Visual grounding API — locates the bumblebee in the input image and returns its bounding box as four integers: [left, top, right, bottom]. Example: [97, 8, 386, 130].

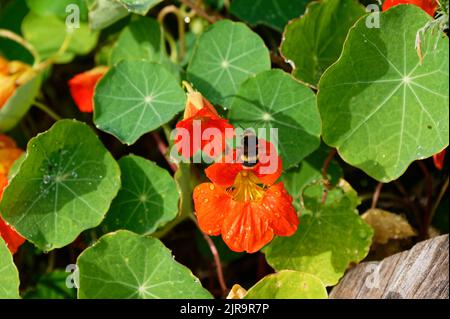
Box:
[240, 129, 259, 168]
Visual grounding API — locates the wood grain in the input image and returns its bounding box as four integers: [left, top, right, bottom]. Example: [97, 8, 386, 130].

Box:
[330, 234, 449, 299]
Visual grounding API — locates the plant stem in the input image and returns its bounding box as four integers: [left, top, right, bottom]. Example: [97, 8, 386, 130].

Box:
[371, 182, 384, 209]
[152, 131, 178, 173]
[430, 177, 449, 223]
[33, 100, 62, 121]
[190, 214, 228, 295]
[46, 251, 55, 273]
[201, 232, 228, 295]
[321, 148, 337, 203]
[179, 0, 221, 23]
[0, 29, 41, 66]
[418, 160, 433, 238]
[36, 32, 73, 71]
[158, 5, 187, 62]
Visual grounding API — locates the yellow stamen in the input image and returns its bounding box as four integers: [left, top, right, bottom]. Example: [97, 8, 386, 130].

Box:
[227, 170, 265, 202]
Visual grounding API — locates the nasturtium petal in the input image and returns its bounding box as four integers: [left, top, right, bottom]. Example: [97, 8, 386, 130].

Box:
[281, 0, 365, 86]
[187, 20, 271, 108]
[0, 237, 20, 299]
[230, 0, 310, 32]
[117, 0, 163, 15]
[318, 5, 449, 182]
[102, 155, 179, 235]
[264, 183, 373, 286]
[244, 270, 328, 299]
[110, 17, 165, 65]
[77, 230, 213, 299]
[0, 74, 42, 132]
[229, 69, 321, 168]
[21, 13, 99, 63]
[94, 61, 186, 145]
[0, 120, 121, 251]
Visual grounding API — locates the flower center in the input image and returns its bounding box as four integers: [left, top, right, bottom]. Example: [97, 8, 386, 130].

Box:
[227, 170, 265, 202]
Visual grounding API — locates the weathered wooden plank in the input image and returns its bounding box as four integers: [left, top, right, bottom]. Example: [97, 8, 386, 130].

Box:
[330, 234, 449, 299]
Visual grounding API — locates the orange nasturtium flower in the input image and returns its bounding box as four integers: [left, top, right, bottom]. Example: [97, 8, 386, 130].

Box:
[68, 66, 109, 113]
[175, 82, 234, 158]
[382, 0, 438, 16]
[0, 135, 26, 254]
[193, 140, 299, 253]
[0, 56, 35, 108]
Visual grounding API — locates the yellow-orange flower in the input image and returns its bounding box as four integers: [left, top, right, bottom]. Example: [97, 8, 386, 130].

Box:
[193, 140, 298, 253]
[0, 134, 25, 254]
[0, 56, 35, 108]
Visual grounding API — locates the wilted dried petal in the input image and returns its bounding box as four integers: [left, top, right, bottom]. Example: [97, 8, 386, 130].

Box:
[362, 208, 417, 245]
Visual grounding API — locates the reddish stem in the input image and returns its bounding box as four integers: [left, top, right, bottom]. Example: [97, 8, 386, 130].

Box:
[371, 182, 384, 209]
[321, 148, 337, 203]
[201, 232, 228, 295]
[179, 0, 221, 23]
[151, 131, 178, 173]
[418, 160, 433, 238]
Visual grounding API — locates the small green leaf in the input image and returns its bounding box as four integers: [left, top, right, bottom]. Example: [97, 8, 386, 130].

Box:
[21, 12, 99, 63]
[0, 74, 42, 132]
[110, 17, 165, 65]
[244, 270, 328, 299]
[117, 0, 163, 15]
[102, 155, 179, 235]
[264, 183, 373, 286]
[85, 0, 129, 31]
[94, 61, 186, 145]
[281, 146, 342, 211]
[26, 0, 88, 21]
[229, 69, 321, 168]
[0, 237, 20, 299]
[0, 120, 121, 251]
[281, 0, 365, 86]
[187, 20, 270, 108]
[230, 0, 310, 32]
[77, 230, 213, 299]
[318, 5, 449, 182]
[23, 270, 76, 299]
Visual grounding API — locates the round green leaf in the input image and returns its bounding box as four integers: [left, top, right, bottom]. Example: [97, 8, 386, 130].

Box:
[0, 237, 20, 299]
[102, 155, 179, 235]
[117, 0, 163, 15]
[85, 0, 130, 31]
[94, 61, 186, 145]
[22, 12, 99, 63]
[110, 17, 165, 65]
[77, 230, 213, 299]
[26, 0, 88, 21]
[0, 120, 121, 251]
[318, 5, 449, 182]
[281, 0, 365, 86]
[244, 270, 327, 299]
[229, 69, 321, 168]
[187, 20, 271, 107]
[230, 0, 310, 32]
[264, 183, 373, 286]
[0, 74, 42, 132]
